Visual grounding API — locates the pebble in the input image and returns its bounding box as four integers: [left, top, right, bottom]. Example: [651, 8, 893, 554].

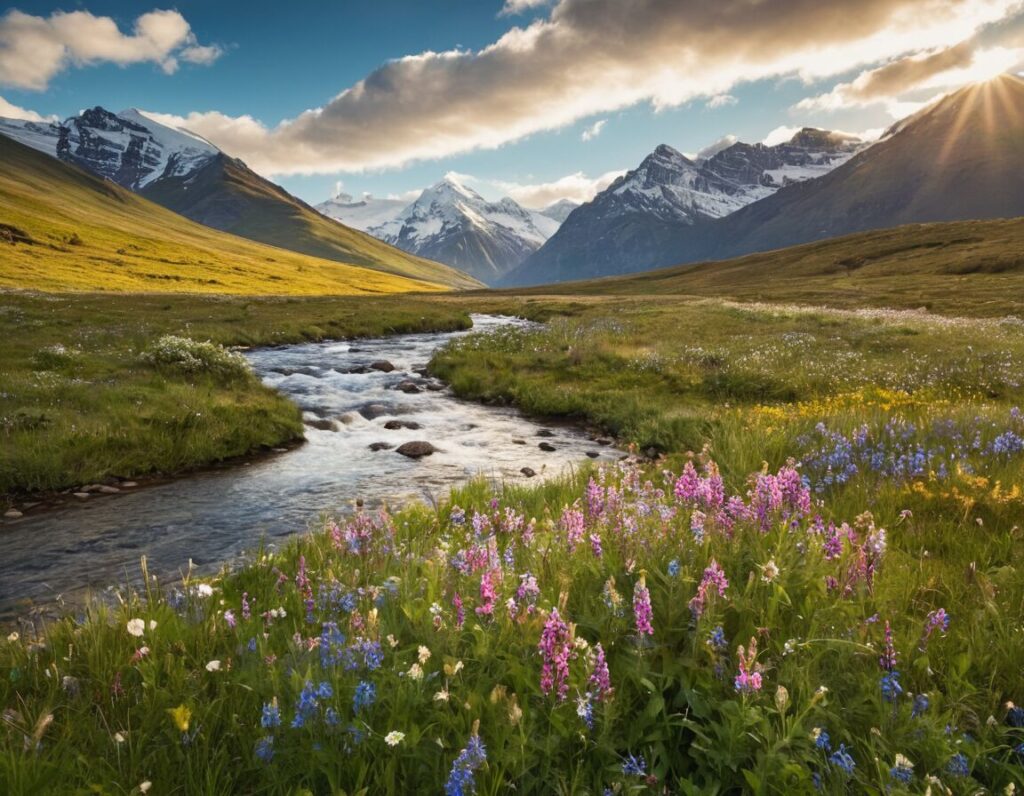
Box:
[3, 509, 23, 519]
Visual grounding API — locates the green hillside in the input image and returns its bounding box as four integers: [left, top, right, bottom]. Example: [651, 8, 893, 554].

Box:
[506, 216, 1024, 316]
[0, 136, 477, 295]
[139, 154, 479, 290]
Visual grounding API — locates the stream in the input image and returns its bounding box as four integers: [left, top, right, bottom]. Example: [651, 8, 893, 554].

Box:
[0, 315, 620, 623]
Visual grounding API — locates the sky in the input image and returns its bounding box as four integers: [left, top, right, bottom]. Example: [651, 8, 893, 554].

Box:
[1, 0, 1023, 208]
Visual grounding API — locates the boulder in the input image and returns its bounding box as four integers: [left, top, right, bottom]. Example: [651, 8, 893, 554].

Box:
[586, 451, 600, 459]
[395, 381, 422, 394]
[397, 441, 436, 459]
[384, 420, 421, 430]
[539, 442, 556, 452]
[369, 360, 396, 373]
[512, 438, 527, 445]
[368, 442, 393, 452]
[536, 429, 555, 438]
[520, 467, 536, 478]
[359, 404, 390, 420]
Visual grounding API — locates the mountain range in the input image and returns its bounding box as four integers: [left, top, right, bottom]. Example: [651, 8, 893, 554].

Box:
[506, 74, 1024, 286]
[0, 107, 477, 290]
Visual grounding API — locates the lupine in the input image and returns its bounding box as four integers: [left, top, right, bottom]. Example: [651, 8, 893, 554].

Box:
[352, 680, 376, 714]
[475, 569, 498, 617]
[538, 607, 572, 701]
[453, 592, 465, 629]
[561, 507, 585, 552]
[576, 693, 594, 729]
[689, 559, 729, 620]
[622, 754, 646, 776]
[947, 752, 969, 776]
[734, 638, 763, 694]
[445, 730, 487, 796]
[830, 744, 856, 775]
[589, 532, 603, 559]
[880, 621, 898, 671]
[254, 736, 274, 763]
[260, 699, 280, 729]
[889, 754, 914, 784]
[588, 643, 613, 701]
[912, 693, 930, 717]
[667, 558, 680, 577]
[633, 575, 654, 636]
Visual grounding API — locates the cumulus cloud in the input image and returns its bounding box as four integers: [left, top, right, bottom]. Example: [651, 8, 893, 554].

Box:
[706, 93, 738, 109]
[146, 0, 1020, 176]
[0, 95, 55, 121]
[489, 169, 626, 208]
[500, 0, 555, 16]
[762, 125, 802, 146]
[694, 134, 739, 160]
[0, 8, 222, 91]
[581, 118, 606, 141]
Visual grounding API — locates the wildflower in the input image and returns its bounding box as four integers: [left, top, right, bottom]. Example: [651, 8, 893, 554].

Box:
[561, 507, 586, 551]
[5, 632, 18, 643]
[196, 584, 213, 597]
[353, 680, 376, 714]
[475, 569, 498, 618]
[114, 732, 126, 744]
[260, 700, 280, 729]
[407, 663, 424, 681]
[760, 559, 780, 583]
[126, 619, 145, 637]
[667, 559, 680, 577]
[775, 685, 789, 713]
[708, 626, 728, 651]
[622, 753, 647, 776]
[689, 559, 728, 620]
[829, 743, 856, 776]
[241, 592, 251, 620]
[453, 592, 465, 629]
[223, 610, 236, 629]
[589, 532, 603, 559]
[633, 575, 654, 636]
[811, 727, 831, 751]
[690, 509, 707, 543]
[588, 643, 613, 701]
[139, 782, 152, 794]
[61, 676, 79, 696]
[1007, 702, 1024, 727]
[205, 660, 221, 672]
[601, 576, 624, 617]
[734, 638, 762, 694]
[167, 704, 191, 733]
[445, 730, 487, 796]
[254, 736, 274, 763]
[879, 621, 898, 671]
[384, 730, 405, 746]
[880, 671, 903, 702]
[417, 645, 431, 665]
[946, 752, 969, 776]
[576, 693, 595, 729]
[920, 608, 950, 649]
[434, 689, 450, 702]
[890, 754, 914, 784]
[130, 646, 150, 664]
[539, 607, 573, 701]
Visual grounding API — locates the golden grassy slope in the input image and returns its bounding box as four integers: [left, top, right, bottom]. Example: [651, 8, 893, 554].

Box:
[0, 136, 463, 296]
[504, 217, 1024, 317]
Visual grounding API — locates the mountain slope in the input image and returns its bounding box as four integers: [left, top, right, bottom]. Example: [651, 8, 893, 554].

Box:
[504, 216, 1024, 317]
[371, 177, 561, 284]
[689, 75, 1024, 260]
[506, 130, 861, 285]
[138, 155, 479, 289]
[0, 107, 478, 290]
[0, 134, 455, 295]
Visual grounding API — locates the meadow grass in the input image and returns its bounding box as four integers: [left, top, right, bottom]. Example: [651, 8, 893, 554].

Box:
[2, 291, 1024, 793]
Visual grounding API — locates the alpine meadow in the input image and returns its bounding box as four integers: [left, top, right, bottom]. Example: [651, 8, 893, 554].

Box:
[2, 3, 1024, 795]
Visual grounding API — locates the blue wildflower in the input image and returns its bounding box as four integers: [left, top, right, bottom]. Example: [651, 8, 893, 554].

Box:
[260, 701, 280, 729]
[911, 693, 930, 718]
[622, 753, 646, 776]
[709, 626, 727, 651]
[946, 753, 969, 777]
[254, 735, 274, 763]
[317, 681, 333, 699]
[445, 732, 487, 796]
[667, 559, 680, 577]
[889, 754, 914, 784]
[353, 680, 376, 714]
[576, 693, 594, 730]
[880, 670, 903, 702]
[247, 637, 257, 653]
[829, 744, 856, 776]
[1007, 705, 1024, 728]
[813, 728, 831, 751]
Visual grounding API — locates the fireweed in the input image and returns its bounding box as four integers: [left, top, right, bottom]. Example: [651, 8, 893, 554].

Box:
[1, 457, 1022, 793]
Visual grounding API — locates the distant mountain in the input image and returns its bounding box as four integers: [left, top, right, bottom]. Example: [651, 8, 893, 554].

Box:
[0, 134, 461, 296]
[315, 192, 407, 232]
[503, 129, 863, 285]
[678, 75, 1024, 260]
[539, 199, 580, 224]
[370, 176, 561, 284]
[0, 107, 477, 290]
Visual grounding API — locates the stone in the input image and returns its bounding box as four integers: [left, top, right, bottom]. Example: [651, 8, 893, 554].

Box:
[586, 451, 600, 459]
[73, 492, 90, 500]
[368, 442, 393, 452]
[3, 509, 23, 519]
[97, 485, 120, 494]
[359, 404, 390, 420]
[512, 438, 527, 445]
[120, 481, 138, 488]
[539, 442, 556, 452]
[520, 467, 536, 478]
[396, 441, 436, 458]
[369, 360, 396, 373]
[306, 417, 339, 431]
[596, 438, 613, 446]
[425, 383, 445, 391]
[384, 419, 422, 430]
[273, 447, 289, 453]
[536, 429, 555, 438]
[395, 381, 422, 394]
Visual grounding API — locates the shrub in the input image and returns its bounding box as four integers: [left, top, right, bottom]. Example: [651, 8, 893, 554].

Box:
[143, 335, 251, 381]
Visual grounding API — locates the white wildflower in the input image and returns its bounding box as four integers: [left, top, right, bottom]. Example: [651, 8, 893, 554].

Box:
[126, 619, 145, 637]
[205, 660, 221, 672]
[384, 730, 405, 746]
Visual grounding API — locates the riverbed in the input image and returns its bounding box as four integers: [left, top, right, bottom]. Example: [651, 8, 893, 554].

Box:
[0, 315, 619, 622]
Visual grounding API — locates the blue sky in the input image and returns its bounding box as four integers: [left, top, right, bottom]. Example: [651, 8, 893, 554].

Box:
[2, 1, 1022, 206]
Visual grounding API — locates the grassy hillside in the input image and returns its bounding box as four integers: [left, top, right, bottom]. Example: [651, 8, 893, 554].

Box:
[505, 217, 1024, 316]
[140, 155, 480, 290]
[0, 136, 474, 295]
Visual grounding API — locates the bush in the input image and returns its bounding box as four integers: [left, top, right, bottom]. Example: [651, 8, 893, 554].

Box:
[143, 335, 251, 381]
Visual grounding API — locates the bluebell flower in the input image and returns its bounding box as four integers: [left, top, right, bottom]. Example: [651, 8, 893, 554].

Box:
[353, 680, 376, 714]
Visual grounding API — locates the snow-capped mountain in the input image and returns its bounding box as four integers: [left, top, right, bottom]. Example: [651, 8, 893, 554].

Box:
[505, 128, 864, 285]
[539, 199, 580, 224]
[315, 192, 407, 232]
[0, 107, 218, 191]
[368, 176, 561, 283]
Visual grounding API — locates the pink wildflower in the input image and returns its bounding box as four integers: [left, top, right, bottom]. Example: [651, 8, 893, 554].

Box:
[633, 575, 654, 636]
[539, 607, 573, 701]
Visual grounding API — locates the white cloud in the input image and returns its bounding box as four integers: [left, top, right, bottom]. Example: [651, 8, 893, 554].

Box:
[762, 125, 802, 146]
[694, 134, 738, 160]
[581, 118, 606, 141]
[501, 0, 555, 16]
[490, 169, 626, 208]
[143, 0, 1020, 176]
[706, 93, 738, 109]
[0, 8, 221, 91]
[0, 95, 55, 122]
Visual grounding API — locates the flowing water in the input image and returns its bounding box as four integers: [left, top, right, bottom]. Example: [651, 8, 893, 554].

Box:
[0, 315, 620, 622]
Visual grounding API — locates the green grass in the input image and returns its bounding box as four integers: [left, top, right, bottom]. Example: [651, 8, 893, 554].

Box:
[0, 292, 480, 499]
[501, 217, 1024, 317]
[0, 135, 478, 294]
